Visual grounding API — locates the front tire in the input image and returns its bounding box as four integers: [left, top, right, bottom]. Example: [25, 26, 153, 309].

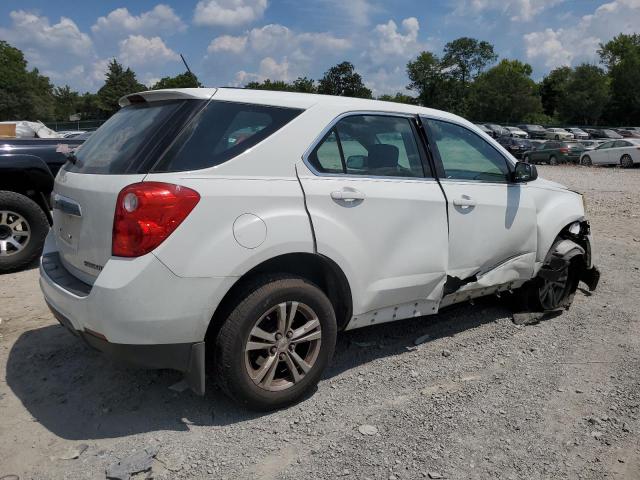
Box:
[620, 154, 634, 168]
[0, 191, 49, 273]
[215, 276, 337, 410]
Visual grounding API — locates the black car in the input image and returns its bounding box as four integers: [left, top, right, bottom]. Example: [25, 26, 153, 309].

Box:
[517, 124, 547, 139]
[0, 134, 88, 272]
[497, 136, 533, 159]
[589, 129, 623, 140]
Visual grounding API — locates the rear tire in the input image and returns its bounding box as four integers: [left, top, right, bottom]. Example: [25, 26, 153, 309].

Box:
[215, 275, 337, 411]
[0, 191, 49, 273]
[620, 154, 634, 168]
[555, 135, 560, 140]
[581, 155, 592, 166]
[549, 155, 558, 165]
[522, 154, 530, 163]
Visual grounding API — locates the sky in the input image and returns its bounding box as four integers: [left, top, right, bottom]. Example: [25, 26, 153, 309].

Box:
[1, 0, 639, 95]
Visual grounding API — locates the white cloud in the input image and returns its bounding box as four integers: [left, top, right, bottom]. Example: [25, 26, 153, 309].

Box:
[193, 0, 268, 27]
[92, 4, 185, 37]
[321, 0, 376, 27]
[454, 0, 563, 22]
[118, 35, 180, 67]
[371, 17, 420, 59]
[208, 34, 248, 53]
[523, 0, 640, 69]
[258, 56, 290, 80]
[0, 10, 93, 60]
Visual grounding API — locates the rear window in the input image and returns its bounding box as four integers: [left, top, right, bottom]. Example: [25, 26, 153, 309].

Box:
[66, 100, 190, 174]
[152, 101, 302, 172]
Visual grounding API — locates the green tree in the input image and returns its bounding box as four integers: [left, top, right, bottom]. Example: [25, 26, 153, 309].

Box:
[77, 93, 103, 120]
[317, 62, 372, 98]
[291, 76, 316, 93]
[377, 92, 417, 104]
[557, 64, 609, 125]
[599, 34, 640, 125]
[245, 79, 295, 91]
[441, 37, 497, 114]
[0, 40, 55, 121]
[96, 59, 145, 117]
[467, 59, 542, 123]
[53, 85, 80, 121]
[539, 66, 572, 118]
[151, 71, 202, 89]
[407, 51, 454, 110]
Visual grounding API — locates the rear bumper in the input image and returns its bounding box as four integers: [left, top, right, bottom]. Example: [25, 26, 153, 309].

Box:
[47, 301, 205, 394]
[39, 231, 237, 395]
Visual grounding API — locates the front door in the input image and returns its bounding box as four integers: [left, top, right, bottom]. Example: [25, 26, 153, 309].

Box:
[297, 113, 449, 319]
[421, 117, 537, 286]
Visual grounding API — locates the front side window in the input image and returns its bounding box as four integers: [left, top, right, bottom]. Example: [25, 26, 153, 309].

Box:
[308, 115, 427, 178]
[598, 141, 614, 149]
[426, 118, 510, 182]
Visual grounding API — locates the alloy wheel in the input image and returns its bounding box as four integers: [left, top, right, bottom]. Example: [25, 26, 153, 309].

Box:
[581, 155, 592, 166]
[0, 210, 31, 256]
[621, 154, 633, 168]
[244, 301, 322, 392]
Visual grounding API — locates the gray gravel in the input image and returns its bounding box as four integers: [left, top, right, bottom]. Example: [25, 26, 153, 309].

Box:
[1, 164, 639, 479]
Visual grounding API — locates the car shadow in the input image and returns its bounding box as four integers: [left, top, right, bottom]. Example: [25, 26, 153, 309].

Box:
[6, 297, 513, 440]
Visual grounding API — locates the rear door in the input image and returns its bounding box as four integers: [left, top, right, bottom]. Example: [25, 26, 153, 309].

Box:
[297, 113, 448, 317]
[421, 117, 537, 284]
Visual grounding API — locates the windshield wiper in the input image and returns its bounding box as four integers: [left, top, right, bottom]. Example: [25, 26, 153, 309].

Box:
[65, 150, 78, 165]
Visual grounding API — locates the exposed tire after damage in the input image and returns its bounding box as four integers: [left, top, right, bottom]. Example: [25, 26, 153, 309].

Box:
[0, 191, 49, 273]
[215, 275, 337, 411]
[515, 239, 582, 312]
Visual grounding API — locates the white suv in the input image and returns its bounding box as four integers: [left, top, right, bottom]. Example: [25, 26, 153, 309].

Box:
[40, 88, 600, 410]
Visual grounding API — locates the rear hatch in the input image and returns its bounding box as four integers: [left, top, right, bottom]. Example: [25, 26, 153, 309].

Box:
[51, 94, 210, 282]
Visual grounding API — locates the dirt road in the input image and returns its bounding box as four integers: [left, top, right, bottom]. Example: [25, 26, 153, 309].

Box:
[1, 165, 638, 479]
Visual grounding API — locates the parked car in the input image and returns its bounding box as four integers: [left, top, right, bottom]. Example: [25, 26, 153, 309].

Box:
[517, 124, 547, 139]
[566, 128, 589, 140]
[523, 140, 585, 165]
[39, 88, 599, 410]
[475, 123, 494, 137]
[579, 140, 604, 150]
[496, 136, 532, 159]
[589, 129, 623, 140]
[580, 139, 640, 167]
[545, 128, 574, 140]
[58, 130, 88, 138]
[0, 135, 88, 272]
[614, 129, 640, 138]
[504, 126, 528, 138]
[485, 123, 508, 138]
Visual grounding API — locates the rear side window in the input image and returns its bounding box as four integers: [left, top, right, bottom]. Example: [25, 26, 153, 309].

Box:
[153, 101, 302, 172]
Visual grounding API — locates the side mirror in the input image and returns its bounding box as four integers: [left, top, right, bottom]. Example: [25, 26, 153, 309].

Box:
[346, 155, 367, 170]
[512, 161, 538, 182]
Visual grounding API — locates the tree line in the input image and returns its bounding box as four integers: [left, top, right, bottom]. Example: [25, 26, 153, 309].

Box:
[1, 33, 639, 126]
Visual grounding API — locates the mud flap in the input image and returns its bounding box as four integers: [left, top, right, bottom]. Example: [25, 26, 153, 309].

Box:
[185, 342, 206, 396]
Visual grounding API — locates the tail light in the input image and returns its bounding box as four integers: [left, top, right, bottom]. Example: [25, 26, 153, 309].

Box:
[112, 182, 200, 257]
[559, 147, 569, 153]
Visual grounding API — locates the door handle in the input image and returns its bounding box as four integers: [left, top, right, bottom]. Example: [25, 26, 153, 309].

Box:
[330, 189, 366, 201]
[452, 196, 476, 207]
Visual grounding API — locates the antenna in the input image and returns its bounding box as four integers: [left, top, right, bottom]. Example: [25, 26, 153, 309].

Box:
[180, 54, 193, 75]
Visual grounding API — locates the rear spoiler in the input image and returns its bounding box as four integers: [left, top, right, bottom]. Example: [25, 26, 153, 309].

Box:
[118, 88, 217, 107]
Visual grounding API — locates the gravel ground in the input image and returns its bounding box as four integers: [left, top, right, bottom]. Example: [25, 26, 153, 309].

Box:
[1, 165, 639, 480]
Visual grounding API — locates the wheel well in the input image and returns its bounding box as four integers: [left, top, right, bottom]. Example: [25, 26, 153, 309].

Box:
[205, 252, 353, 343]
